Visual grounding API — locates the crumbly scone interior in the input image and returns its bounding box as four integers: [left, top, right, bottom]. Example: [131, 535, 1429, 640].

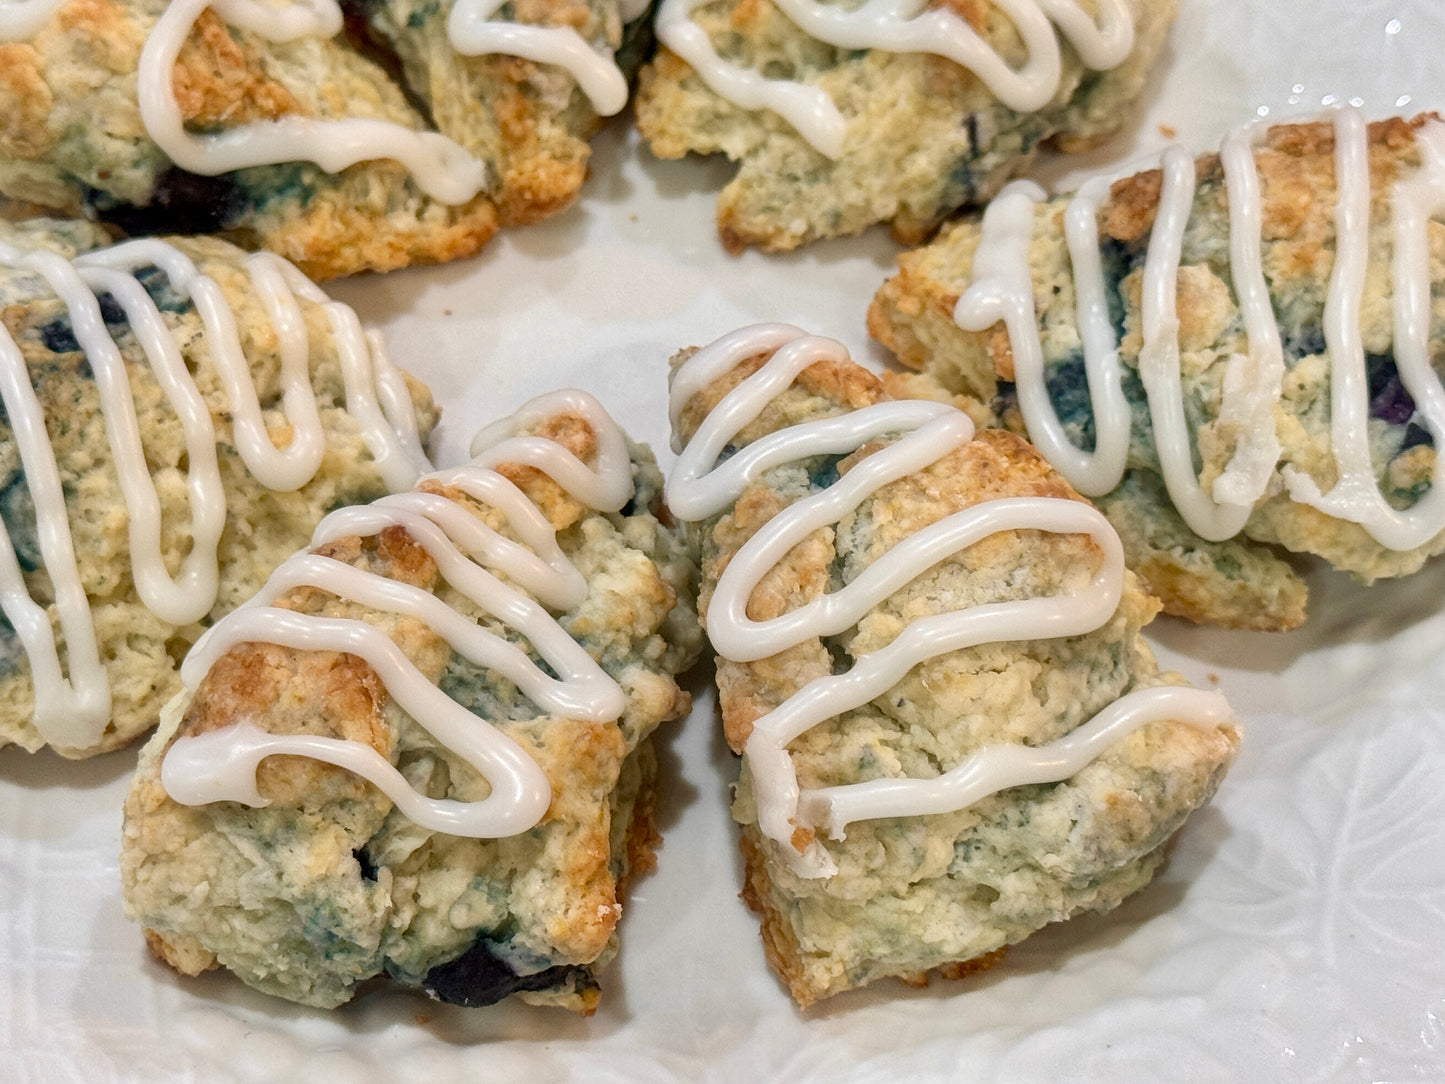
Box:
[121, 408, 701, 1011]
[870, 114, 1445, 631]
[671, 344, 1238, 1005]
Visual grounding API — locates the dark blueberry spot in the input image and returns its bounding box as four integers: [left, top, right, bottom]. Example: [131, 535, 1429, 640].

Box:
[1120, 367, 1155, 445]
[616, 0, 661, 76]
[1073, 70, 1105, 102]
[810, 455, 842, 491]
[1401, 422, 1433, 451]
[96, 292, 127, 327]
[945, 154, 979, 209]
[81, 168, 245, 238]
[133, 265, 190, 315]
[420, 940, 596, 1008]
[1044, 350, 1096, 452]
[1282, 324, 1327, 362]
[941, 111, 1051, 218]
[353, 848, 378, 883]
[38, 318, 80, 356]
[1366, 353, 1417, 426]
[1098, 237, 1141, 337]
[440, 655, 542, 722]
[618, 495, 640, 518]
[337, 0, 440, 127]
[371, 0, 436, 30]
[993, 379, 1019, 418]
[0, 473, 41, 573]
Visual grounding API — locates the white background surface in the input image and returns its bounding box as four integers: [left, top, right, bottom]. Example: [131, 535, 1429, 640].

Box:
[3, 1, 1445, 1079]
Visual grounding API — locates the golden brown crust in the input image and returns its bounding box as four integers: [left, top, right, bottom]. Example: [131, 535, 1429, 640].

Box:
[242, 172, 501, 281]
[173, 10, 298, 128]
[1121, 548, 1307, 632]
[0, 45, 54, 157]
[738, 825, 815, 1006]
[55, 0, 140, 73]
[143, 928, 219, 977]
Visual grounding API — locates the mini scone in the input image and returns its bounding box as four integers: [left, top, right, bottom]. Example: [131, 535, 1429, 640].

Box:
[121, 390, 701, 1012]
[0, 0, 654, 278]
[667, 324, 1238, 1007]
[870, 109, 1445, 630]
[0, 219, 436, 757]
[634, 0, 1174, 253]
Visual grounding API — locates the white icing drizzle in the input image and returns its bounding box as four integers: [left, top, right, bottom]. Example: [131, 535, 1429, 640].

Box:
[1281, 110, 1445, 546]
[0, 263, 111, 750]
[655, 0, 1135, 159]
[449, 0, 631, 117]
[0, 0, 65, 40]
[469, 388, 634, 513]
[132, 0, 642, 196]
[956, 107, 1445, 551]
[162, 390, 635, 840]
[138, 0, 486, 204]
[1135, 144, 1260, 541]
[667, 325, 1230, 877]
[0, 237, 428, 750]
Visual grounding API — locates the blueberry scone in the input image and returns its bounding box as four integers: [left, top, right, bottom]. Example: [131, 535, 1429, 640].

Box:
[634, 0, 1174, 253]
[122, 390, 702, 1012]
[870, 110, 1445, 630]
[0, 0, 655, 278]
[0, 219, 436, 757]
[667, 324, 1238, 1006]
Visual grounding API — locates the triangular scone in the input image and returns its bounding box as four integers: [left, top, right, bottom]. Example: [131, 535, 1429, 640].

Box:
[0, 0, 654, 278]
[667, 325, 1238, 1007]
[0, 219, 436, 757]
[635, 0, 1175, 252]
[122, 391, 702, 1012]
[871, 111, 1445, 629]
